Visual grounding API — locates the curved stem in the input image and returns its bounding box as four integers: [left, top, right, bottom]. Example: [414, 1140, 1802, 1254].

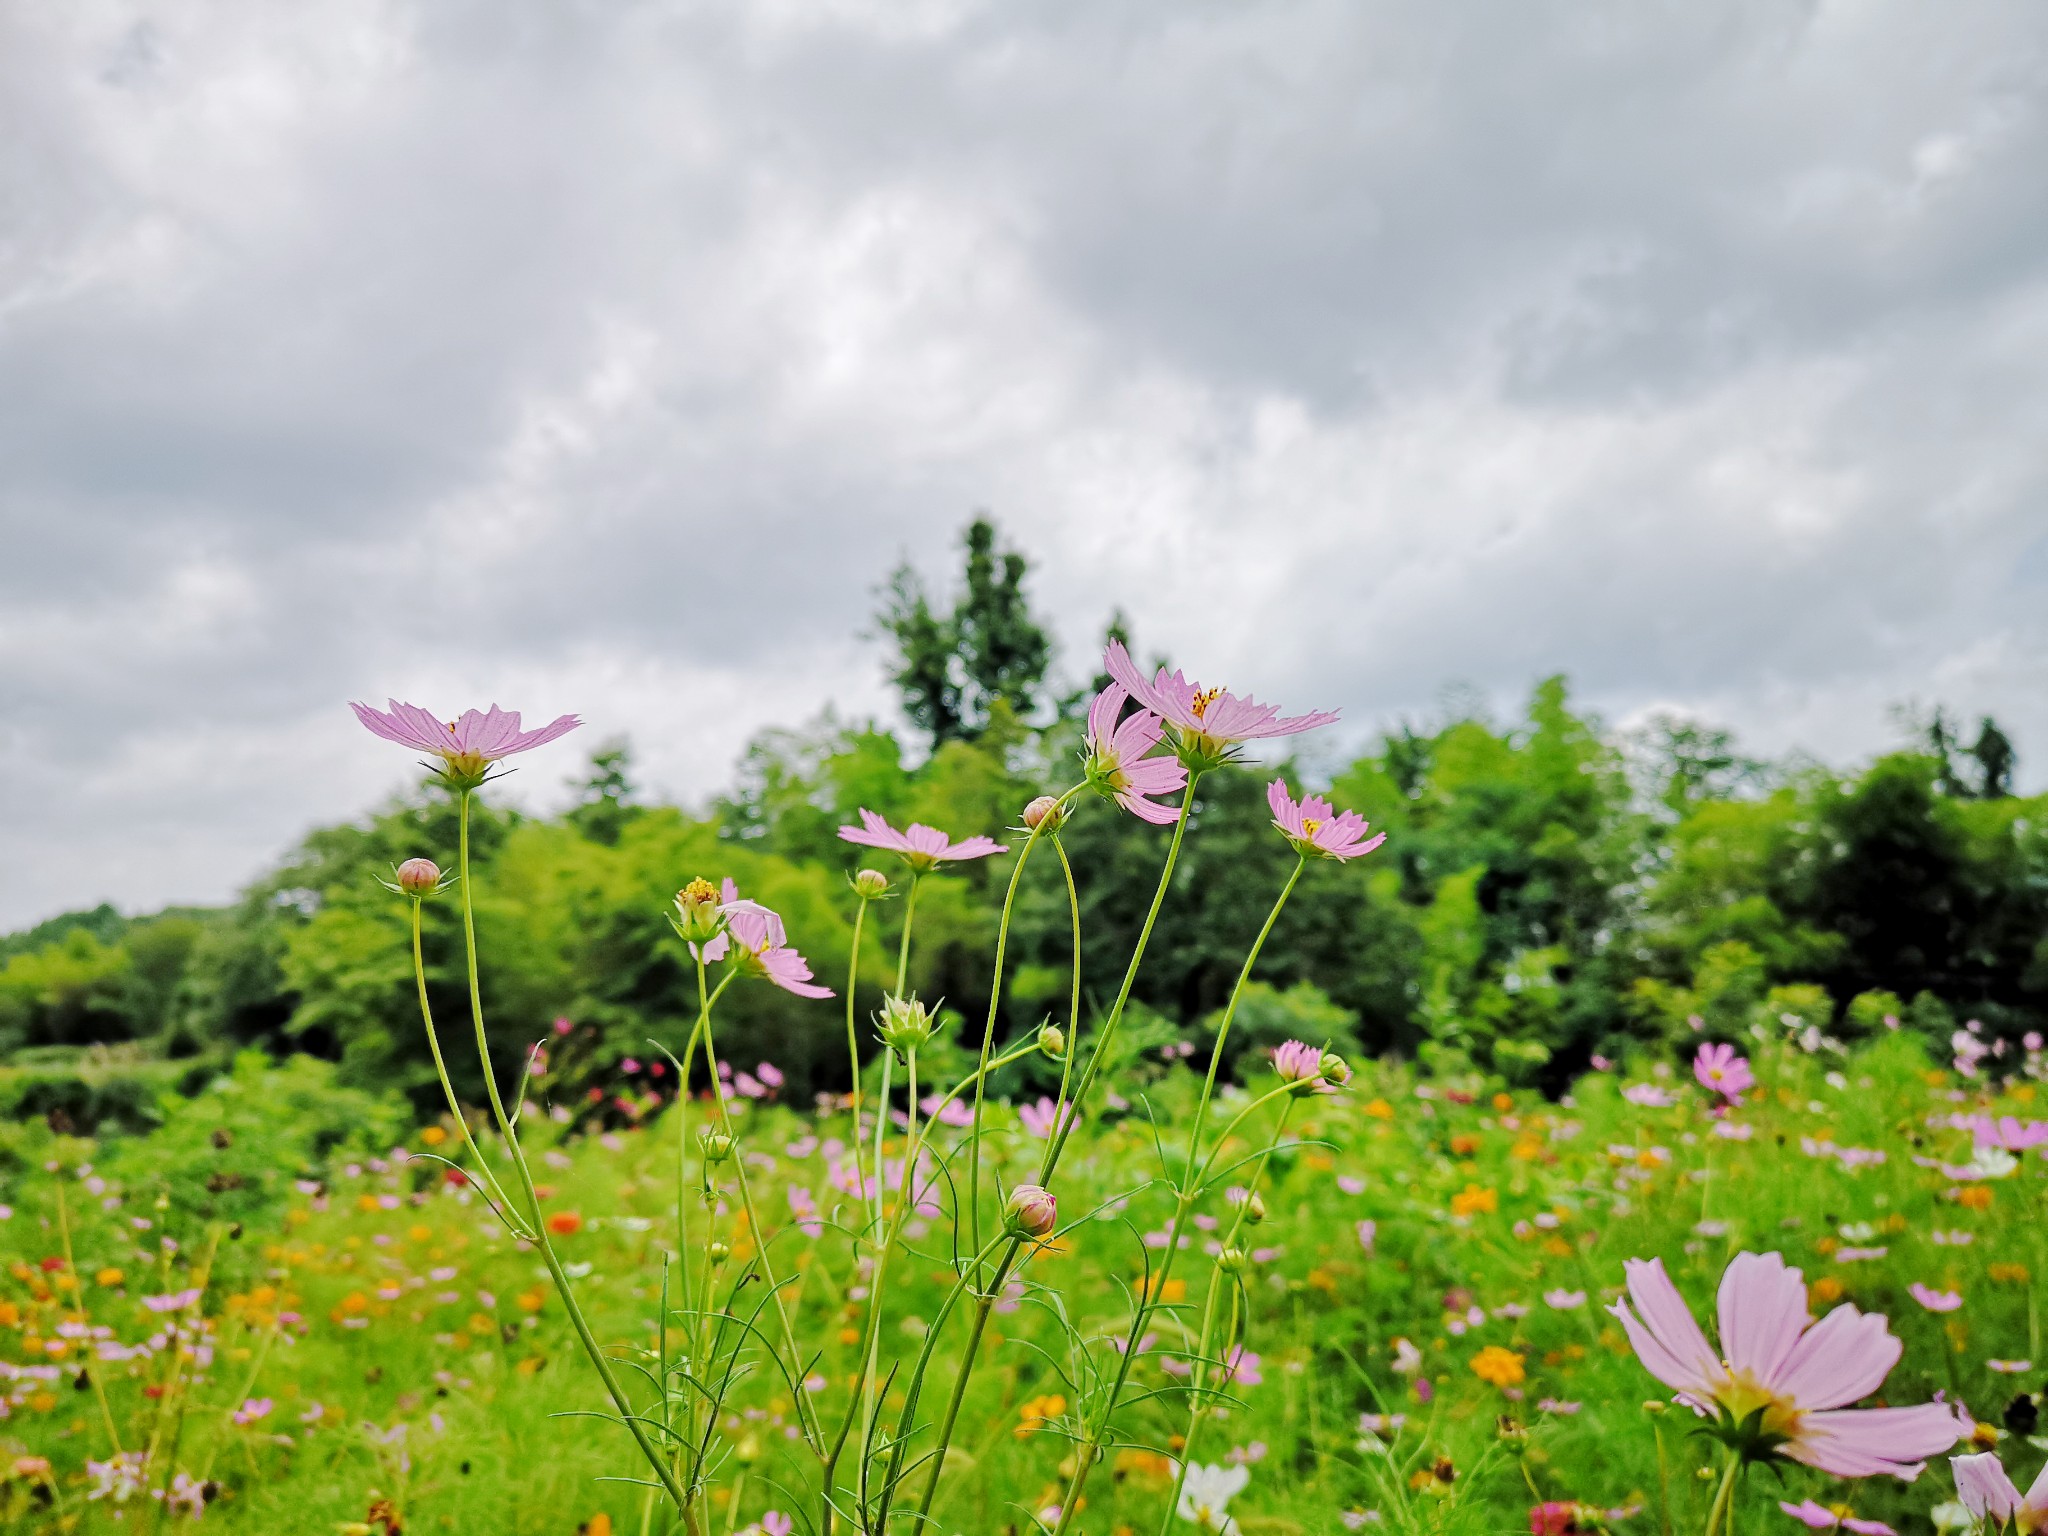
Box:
[1039, 776, 1202, 1180]
[1050, 853, 1307, 1536]
[456, 788, 690, 1513]
[408, 897, 522, 1229]
[1703, 1452, 1743, 1536]
[844, 894, 871, 1132]
[694, 957, 819, 1452]
[1158, 1098, 1297, 1536]
[921, 784, 1199, 1524]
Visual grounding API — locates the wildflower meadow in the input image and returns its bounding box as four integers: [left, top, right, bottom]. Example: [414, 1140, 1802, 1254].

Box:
[5, 544, 2048, 1535]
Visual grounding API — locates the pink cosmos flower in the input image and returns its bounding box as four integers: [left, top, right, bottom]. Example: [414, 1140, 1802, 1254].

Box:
[1018, 1096, 1077, 1139]
[1779, 1499, 1896, 1535]
[1695, 1042, 1755, 1105]
[351, 700, 580, 784]
[1966, 1116, 2048, 1153]
[696, 879, 832, 999]
[1952, 1452, 2048, 1530]
[1103, 639, 1337, 769]
[1272, 1039, 1341, 1094]
[1624, 1084, 1677, 1107]
[836, 809, 1006, 871]
[1267, 779, 1386, 862]
[1610, 1251, 1969, 1479]
[1908, 1284, 1962, 1313]
[1083, 683, 1189, 824]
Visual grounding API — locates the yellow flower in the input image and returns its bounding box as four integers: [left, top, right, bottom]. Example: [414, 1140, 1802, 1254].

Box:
[95, 1268, 124, 1287]
[1015, 1393, 1067, 1436]
[420, 1126, 448, 1147]
[1470, 1346, 1526, 1387]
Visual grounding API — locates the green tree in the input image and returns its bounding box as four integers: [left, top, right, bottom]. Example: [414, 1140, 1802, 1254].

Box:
[879, 517, 1052, 747]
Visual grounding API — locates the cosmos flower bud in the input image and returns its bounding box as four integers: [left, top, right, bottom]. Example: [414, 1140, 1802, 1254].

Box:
[1005, 1183, 1058, 1239]
[1037, 1024, 1067, 1060]
[851, 868, 891, 900]
[1233, 1189, 1267, 1225]
[1021, 795, 1064, 831]
[708, 1241, 731, 1266]
[394, 858, 442, 897]
[876, 995, 938, 1055]
[1217, 1246, 1249, 1274]
[671, 878, 725, 944]
[1318, 1050, 1353, 1092]
[698, 1129, 735, 1164]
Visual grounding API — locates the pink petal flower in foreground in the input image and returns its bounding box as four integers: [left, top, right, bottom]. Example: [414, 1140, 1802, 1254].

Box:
[1082, 683, 1189, 824]
[1103, 639, 1338, 770]
[1779, 1498, 1896, 1535]
[696, 879, 832, 999]
[1268, 778, 1386, 862]
[1695, 1042, 1755, 1105]
[836, 809, 1007, 871]
[1952, 1451, 2048, 1531]
[1610, 1251, 1969, 1479]
[351, 700, 580, 785]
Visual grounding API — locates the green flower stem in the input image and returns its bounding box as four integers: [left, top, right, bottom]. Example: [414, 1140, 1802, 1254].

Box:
[407, 897, 523, 1231]
[964, 787, 1082, 1272]
[455, 788, 691, 1514]
[1702, 1451, 1743, 1536]
[859, 1047, 920, 1515]
[844, 893, 872, 1133]
[1050, 853, 1306, 1536]
[894, 872, 923, 997]
[869, 1230, 1013, 1533]
[1040, 776, 1202, 1181]
[1157, 1098, 1298, 1536]
[693, 956, 821, 1454]
[919, 781, 1200, 1525]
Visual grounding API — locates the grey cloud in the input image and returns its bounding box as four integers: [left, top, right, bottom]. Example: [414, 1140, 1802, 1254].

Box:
[4, 0, 2048, 928]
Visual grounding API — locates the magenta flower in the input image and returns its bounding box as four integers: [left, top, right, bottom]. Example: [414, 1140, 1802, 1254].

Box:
[1908, 1284, 1963, 1314]
[1952, 1452, 2048, 1530]
[1694, 1041, 1754, 1104]
[351, 700, 580, 786]
[697, 879, 833, 999]
[1103, 638, 1337, 770]
[1779, 1499, 1896, 1535]
[1083, 683, 1189, 824]
[1018, 1096, 1077, 1139]
[836, 809, 1006, 872]
[1610, 1251, 1968, 1479]
[1267, 779, 1386, 862]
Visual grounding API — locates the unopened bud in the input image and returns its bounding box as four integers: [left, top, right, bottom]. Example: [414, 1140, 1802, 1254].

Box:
[698, 1129, 735, 1164]
[708, 1241, 731, 1266]
[671, 878, 726, 944]
[395, 858, 441, 897]
[1216, 1246, 1249, 1274]
[851, 868, 891, 900]
[1004, 1183, 1058, 1239]
[1037, 1024, 1067, 1060]
[876, 994, 938, 1055]
[733, 1431, 763, 1465]
[1238, 1190, 1268, 1225]
[1318, 1051, 1354, 1092]
[1022, 795, 1064, 832]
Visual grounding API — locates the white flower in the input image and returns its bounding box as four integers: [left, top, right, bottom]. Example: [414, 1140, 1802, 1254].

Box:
[1177, 1462, 1250, 1533]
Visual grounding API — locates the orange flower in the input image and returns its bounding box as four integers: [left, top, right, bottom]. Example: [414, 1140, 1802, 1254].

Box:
[1469, 1346, 1525, 1387]
[546, 1211, 584, 1236]
[1450, 1184, 1498, 1218]
[1015, 1393, 1067, 1436]
[420, 1126, 448, 1147]
[1365, 1098, 1396, 1120]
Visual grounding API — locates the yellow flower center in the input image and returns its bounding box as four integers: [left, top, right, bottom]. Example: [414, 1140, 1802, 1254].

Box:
[1712, 1368, 1803, 1440]
[1302, 817, 1322, 836]
[1191, 686, 1224, 719]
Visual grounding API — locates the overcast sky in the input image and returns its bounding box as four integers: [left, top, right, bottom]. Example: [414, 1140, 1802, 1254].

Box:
[3, 1, 2047, 931]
